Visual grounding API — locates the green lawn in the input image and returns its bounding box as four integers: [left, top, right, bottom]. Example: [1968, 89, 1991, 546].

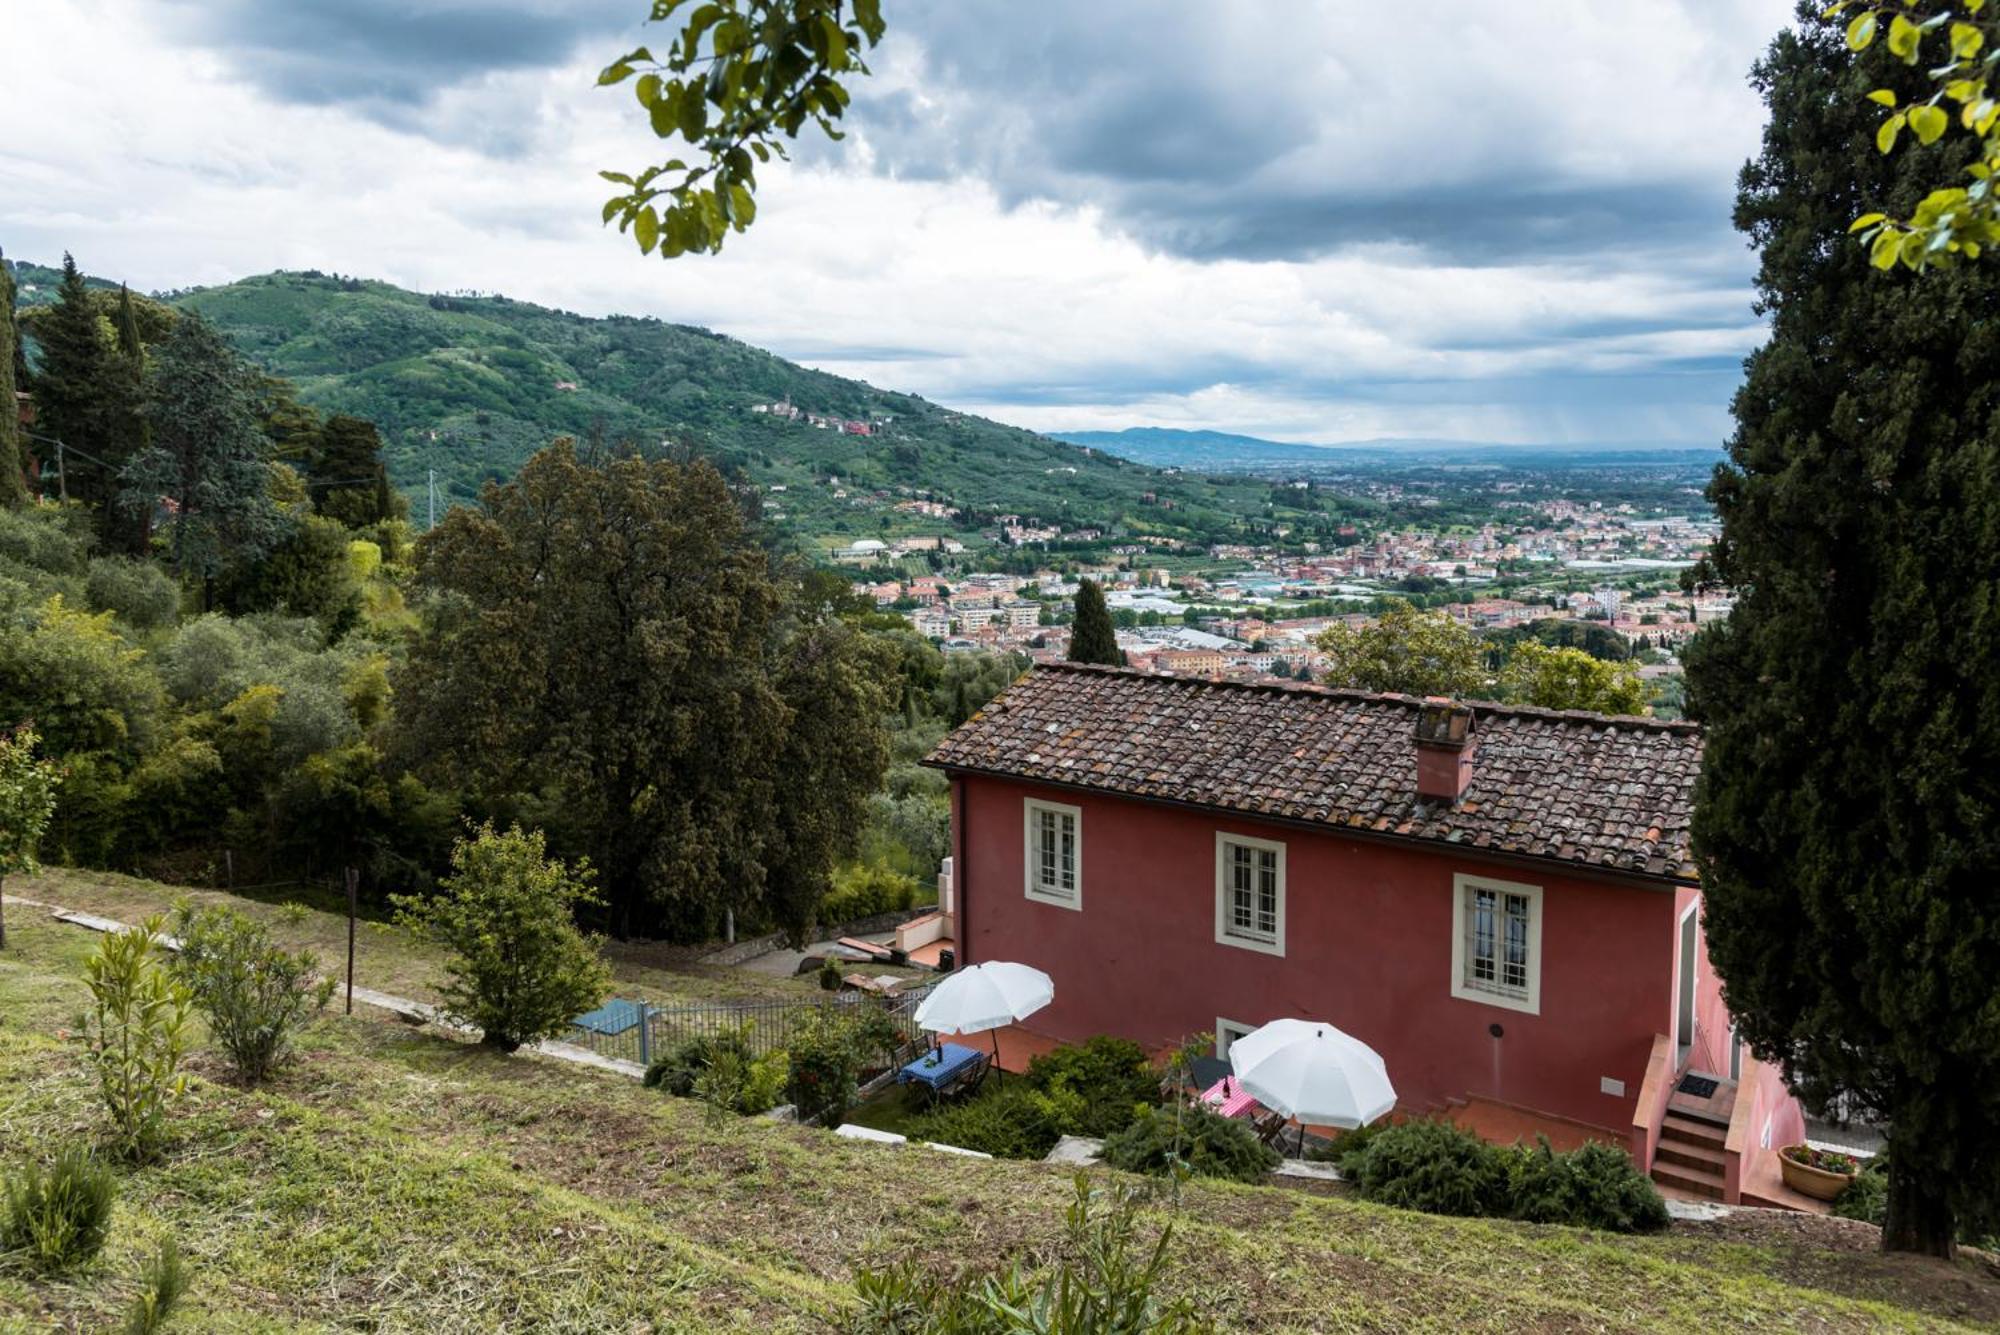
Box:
[3, 895, 1998, 1331]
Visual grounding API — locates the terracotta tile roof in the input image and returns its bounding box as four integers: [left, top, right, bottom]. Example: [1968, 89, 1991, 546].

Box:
[925, 663, 1701, 883]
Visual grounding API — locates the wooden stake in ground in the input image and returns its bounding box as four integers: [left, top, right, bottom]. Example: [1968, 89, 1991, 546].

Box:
[345, 866, 358, 1015]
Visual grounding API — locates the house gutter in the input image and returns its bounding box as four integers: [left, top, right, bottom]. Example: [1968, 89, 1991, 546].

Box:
[923, 760, 1696, 896]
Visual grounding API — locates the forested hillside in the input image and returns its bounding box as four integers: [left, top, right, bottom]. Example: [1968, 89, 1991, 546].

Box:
[15, 263, 1356, 548]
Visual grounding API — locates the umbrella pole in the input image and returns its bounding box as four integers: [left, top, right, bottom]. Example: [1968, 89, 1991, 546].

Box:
[991, 1029, 1003, 1085]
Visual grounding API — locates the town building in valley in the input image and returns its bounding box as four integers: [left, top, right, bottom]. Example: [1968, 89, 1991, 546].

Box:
[924, 664, 1809, 1206]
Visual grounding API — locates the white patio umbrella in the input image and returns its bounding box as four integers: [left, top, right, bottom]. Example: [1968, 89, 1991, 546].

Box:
[1229, 1018, 1396, 1150]
[913, 961, 1054, 1078]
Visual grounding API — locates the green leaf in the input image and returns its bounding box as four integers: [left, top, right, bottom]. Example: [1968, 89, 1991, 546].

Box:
[1953, 22, 1987, 59]
[1871, 229, 1903, 268]
[597, 61, 635, 86]
[636, 73, 662, 107]
[1868, 88, 1899, 106]
[1878, 112, 1906, 153]
[1899, 230, 1929, 267]
[1848, 11, 1878, 49]
[1850, 211, 1888, 232]
[1910, 103, 1949, 144]
[1888, 13, 1922, 62]
[635, 206, 660, 254]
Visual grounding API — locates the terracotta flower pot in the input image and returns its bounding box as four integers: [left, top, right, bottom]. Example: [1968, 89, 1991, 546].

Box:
[1779, 1144, 1857, 1201]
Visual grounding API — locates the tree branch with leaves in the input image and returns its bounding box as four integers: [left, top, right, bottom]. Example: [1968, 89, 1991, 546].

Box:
[599, 0, 884, 257]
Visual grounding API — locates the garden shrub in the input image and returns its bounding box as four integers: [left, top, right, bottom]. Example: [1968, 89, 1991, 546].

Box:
[81, 918, 192, 1161]
[907, 1080, 1079, 1160]
[1, 1146, 116, 1274]
[1833, 1155, 1888, 1226]
[644, 1026, 788, 1116]
[123, 1238, 190, 1334]
[788, 1008, 866, 1126]
[850, 1176, 1209, 1334]
[1348, 1119, 1511, 1218]
[1508, 1139, 1668, 1232]
[1026, 1036, 1160, 1137]
[86, 557, 181, 631]
[1307, 1118, 1390, 1177]
[819, 954, 843, 991]
[392, 823, 611, 1051]
[1101, 1105, 1281, 1184]
[820, 861, 919, 926]
[167, 902, 334, 1084]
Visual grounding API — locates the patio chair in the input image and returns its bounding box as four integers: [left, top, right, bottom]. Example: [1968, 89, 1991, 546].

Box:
[1250, 1109, 1289, 1146]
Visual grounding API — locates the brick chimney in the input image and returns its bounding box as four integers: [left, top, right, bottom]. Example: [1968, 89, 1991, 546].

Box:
[1415, 698, 1476, 804]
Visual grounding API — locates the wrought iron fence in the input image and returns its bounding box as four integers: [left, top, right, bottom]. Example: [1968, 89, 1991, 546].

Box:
[559, 979, 940, 1069]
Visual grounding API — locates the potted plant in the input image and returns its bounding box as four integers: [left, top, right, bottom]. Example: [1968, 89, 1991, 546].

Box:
[1779, 1143, 1860, 1201]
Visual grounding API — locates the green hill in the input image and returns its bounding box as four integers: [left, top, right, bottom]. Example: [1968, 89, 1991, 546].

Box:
[14, 262, 1367, 553]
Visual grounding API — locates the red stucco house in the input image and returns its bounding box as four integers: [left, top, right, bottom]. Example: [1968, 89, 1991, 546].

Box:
[925, 663, 1809, 1205]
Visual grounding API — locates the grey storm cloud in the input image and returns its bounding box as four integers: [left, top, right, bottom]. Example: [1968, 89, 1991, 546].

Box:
[156, 0, 635, 108]
[830, 1, 1760, 268]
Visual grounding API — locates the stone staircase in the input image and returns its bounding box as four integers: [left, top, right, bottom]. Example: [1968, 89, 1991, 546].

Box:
[1651, 1106, 1731, 1200]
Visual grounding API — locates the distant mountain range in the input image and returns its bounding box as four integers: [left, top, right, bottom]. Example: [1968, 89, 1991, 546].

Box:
[11, 263, 1337, 546]
[1054, 427, 1726, 471]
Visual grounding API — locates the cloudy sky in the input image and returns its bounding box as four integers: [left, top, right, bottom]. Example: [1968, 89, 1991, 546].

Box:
[2, 0, 1795, 447]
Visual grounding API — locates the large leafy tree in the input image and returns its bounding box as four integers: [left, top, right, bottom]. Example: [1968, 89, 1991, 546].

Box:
[1068, 577, 1121, 666]
[1686, 7, 2000, 1257]
[122, 314, 287, 596]
[399, 441, 890, 939]
[0, 253, 25, 507]
[0, 724, 61, 950]
[1315, 599, 1486, 698]
[1499, 641, 1644, 715]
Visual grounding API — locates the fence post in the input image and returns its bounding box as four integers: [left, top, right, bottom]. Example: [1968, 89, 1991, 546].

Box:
[636, 1000, 651, 1067]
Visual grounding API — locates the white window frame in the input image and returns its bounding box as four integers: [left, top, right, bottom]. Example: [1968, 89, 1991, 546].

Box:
[1022, 798, 1082, 910]
[1215, 1017, 1256, 1060]
[1214, 832, 1286, 956]
[1450, 872, 1544, 1015]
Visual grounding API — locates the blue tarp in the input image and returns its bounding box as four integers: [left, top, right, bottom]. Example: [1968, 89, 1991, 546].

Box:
[571, 998, 644, 1036]
[898, 1042, 986, 1092]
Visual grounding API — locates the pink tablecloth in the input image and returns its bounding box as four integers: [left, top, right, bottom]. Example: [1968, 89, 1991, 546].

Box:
[1199, 1075, 1259, 1119]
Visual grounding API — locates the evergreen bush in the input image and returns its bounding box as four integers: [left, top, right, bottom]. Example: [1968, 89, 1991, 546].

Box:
[167, 902, 334, 1084]
[787, 1008, 865, 1126]
[1507, 1140, 1668, 1233]
[123, 1238, 190, 1334]
[1025, 1036, 1160, 1137]
[80, 918, 192, 1161]
[1100, 1105, 1280, 1184]
[393, 823, 611, 1051]
[820, 862, 919, 925]
[907, 1080, 1078, 1160]
[1, 1146, 116, 1274]
[1348, 1120, 1511, 1218]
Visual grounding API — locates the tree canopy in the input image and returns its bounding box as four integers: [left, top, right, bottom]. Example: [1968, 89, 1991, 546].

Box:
[1499, 641, 1644, 715]
[1314, 600, 1486, 699]
[1687, 7, 2000, 1257]
[398, 441, 892, 940]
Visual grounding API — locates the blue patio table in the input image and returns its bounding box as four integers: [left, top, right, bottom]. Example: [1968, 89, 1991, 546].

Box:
[897, 1041, 988, 1098]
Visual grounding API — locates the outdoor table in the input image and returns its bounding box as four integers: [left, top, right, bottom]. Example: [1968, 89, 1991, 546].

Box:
[1200, 1074, 1260, 1119]
[897, 1042, 988, 1097]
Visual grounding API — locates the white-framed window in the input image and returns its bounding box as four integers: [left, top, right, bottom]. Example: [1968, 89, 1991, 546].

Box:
[1450, 872, 1543, 1015]
[1215, 1017, 1256, 1060]
[1214, 832, 1285, 956]
[1022, 798, 1081, 909]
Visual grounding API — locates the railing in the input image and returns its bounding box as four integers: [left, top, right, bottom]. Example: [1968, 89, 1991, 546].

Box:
[560, 980, 940, 1069]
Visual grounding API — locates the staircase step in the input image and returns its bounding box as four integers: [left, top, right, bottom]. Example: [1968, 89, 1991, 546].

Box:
[1660, 1112, 1729, 1151]
[1654, 1139, 1728, 1173]
[1652, 1162, 1727, 1200]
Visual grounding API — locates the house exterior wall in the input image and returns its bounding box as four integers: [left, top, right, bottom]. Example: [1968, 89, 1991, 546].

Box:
[951, 773, 1691, 1135]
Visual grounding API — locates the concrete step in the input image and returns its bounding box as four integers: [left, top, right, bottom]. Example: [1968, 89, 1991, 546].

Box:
[1660, 1111, 1729, 1152]
[1652, 1161, 1727, 1201]
[1654, 1138, 1728, 1173]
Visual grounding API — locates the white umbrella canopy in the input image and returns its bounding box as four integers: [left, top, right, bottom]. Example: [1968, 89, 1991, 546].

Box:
[1228, 1019, 1396, 1130]
[914, 961, 1054, 1036]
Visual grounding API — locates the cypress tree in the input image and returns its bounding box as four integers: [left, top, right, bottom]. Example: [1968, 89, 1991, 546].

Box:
[1068, 577, 1121, 666]
[0, 252, 25, 506]
[1687, 6, 2000, 1257]
[30, 255, 127, 521]
[312, 414, 401, 527]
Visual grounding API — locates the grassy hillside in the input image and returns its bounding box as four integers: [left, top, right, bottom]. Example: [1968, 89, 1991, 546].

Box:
[13, 261, 1360, 549]
[5, 873, 1998, 1332]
